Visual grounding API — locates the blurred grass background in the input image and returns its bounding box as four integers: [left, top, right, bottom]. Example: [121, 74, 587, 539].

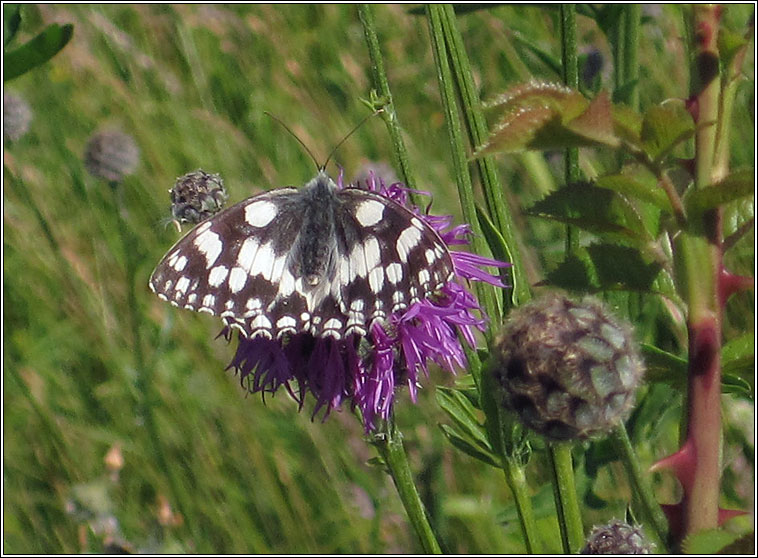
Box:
[3, 4, 754, 553]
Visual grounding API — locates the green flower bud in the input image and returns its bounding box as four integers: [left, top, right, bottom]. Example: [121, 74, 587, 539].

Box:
[493, 293, 644, 441]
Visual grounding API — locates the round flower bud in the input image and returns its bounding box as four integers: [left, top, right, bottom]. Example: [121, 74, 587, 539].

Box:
[493, 293, 644, 441]
[84, 129, 139, 183]
[170, 169, 228, 226]
[581, 519, 654, 554]
[4, 92, 32, 142]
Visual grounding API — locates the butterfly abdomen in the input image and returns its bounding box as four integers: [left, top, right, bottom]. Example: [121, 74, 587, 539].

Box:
[294, 175, 338, 286]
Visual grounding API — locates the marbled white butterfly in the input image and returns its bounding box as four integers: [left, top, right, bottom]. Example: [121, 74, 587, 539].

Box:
[149, 170, 454, 340]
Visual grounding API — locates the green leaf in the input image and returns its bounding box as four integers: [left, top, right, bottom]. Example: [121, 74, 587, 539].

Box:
[612, 78, 641, 106]
[682, 527, 744, 554]
[438, 424, 500, 468]
[3, 4, 21, 48]
[685, 168, 755, 216]
[526, 181, 651, 243]
[476, 82, 624, 155]
[640, 101, 696, 162]
[4, 22, 73, 81]
[640, 344, 687, 388]
[595, 173, 672, 212]
[541, 251, 598, 291]
[474, 203, 511, 267]
[586, 243, 662, 291]
[718, 27, 749, 71]
[563, 91, 619, 148]
[722, 333, 754, 387]
[436, 386, 491, 451]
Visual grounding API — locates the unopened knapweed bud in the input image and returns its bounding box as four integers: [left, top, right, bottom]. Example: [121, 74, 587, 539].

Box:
[581, 519, 654, 554]
[4, 92, 32, 142]
[493, 293, 644, 441]
[84, 129, 139, 183]
[170, 169, 227, 226]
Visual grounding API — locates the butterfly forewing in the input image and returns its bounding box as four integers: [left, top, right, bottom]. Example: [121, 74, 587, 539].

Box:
[149, 172, 455, 340]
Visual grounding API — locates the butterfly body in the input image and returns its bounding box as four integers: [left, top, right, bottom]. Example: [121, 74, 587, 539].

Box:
[150, 171, 454, 340]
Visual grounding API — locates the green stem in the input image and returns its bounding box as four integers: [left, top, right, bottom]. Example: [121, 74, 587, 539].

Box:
[622, 5, 641, 111]
[502, 459, 540, 553]
[358, 4, 419, 201]
[671, 4, 723, 540]
[425, 4, 500, 329]
[560, 5, 580, 257]
[480, 359, 539, 553]
[435, 3, 530, 310]
[546, 443, 583, 553]
[372, 419, 443, 554]
[611, 425, 669, 547]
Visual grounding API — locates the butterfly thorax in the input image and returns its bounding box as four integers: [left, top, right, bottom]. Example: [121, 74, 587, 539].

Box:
[292, 173, 338, 287]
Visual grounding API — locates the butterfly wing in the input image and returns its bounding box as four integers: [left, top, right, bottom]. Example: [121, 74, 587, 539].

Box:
[150, 187, 301, 327]
[331, 187, 455, 337]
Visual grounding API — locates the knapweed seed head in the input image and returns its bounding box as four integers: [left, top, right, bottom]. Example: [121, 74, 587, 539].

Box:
[581, 519, 654, 554]
[493, 293, 644, 441]
[3, 92, 32, 142]
[84, 129, 139, 183]
[170, 169, 228, 226]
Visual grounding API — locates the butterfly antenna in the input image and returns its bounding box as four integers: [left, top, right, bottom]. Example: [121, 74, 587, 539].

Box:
[321, 109, 382, 170]
[263, 111, 320, 170]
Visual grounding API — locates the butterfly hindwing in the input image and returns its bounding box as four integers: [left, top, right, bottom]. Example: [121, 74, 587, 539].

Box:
[149, 172, 455, 340]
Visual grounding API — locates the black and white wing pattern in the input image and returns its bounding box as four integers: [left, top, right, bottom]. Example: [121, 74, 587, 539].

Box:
[149, 171, 454, 340]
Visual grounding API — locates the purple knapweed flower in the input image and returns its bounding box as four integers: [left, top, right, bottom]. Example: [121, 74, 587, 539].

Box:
[226, 172, 510, 431]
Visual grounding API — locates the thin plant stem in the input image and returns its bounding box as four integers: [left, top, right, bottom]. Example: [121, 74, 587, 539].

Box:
[611, 425, 669, 547]
[436, 3, 531, 310]
[546, 443, 584, 553]
[560, 4, 580, 257]
[502, 457, 540, 553]
[372, 418, 443, 554]
[425, 4, 501, 329]
[622, 5, 641, 111]
[357, 4, 419, 203]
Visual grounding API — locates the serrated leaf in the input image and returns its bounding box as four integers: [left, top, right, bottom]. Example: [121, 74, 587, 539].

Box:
[685, 168, 755, 216]
[476, 82, 616, 155]
[436, 386, 491, 450]
[474, 105, 557, 155]
[586, 243, 663, 291]
[540, 251, 598, 291]
[716, 532, 755, 555]
[595, 173, 672, 212]
[3, 4, 22, 48]
[682, 527, 743, 554]
[611, 102, 644, 146]
[4, 22, 73, 81]
[439, 424, 500, 468]
[526, 181, 651, 243]
[564, 91, 620, 148]
[640, 101, 696, 162]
